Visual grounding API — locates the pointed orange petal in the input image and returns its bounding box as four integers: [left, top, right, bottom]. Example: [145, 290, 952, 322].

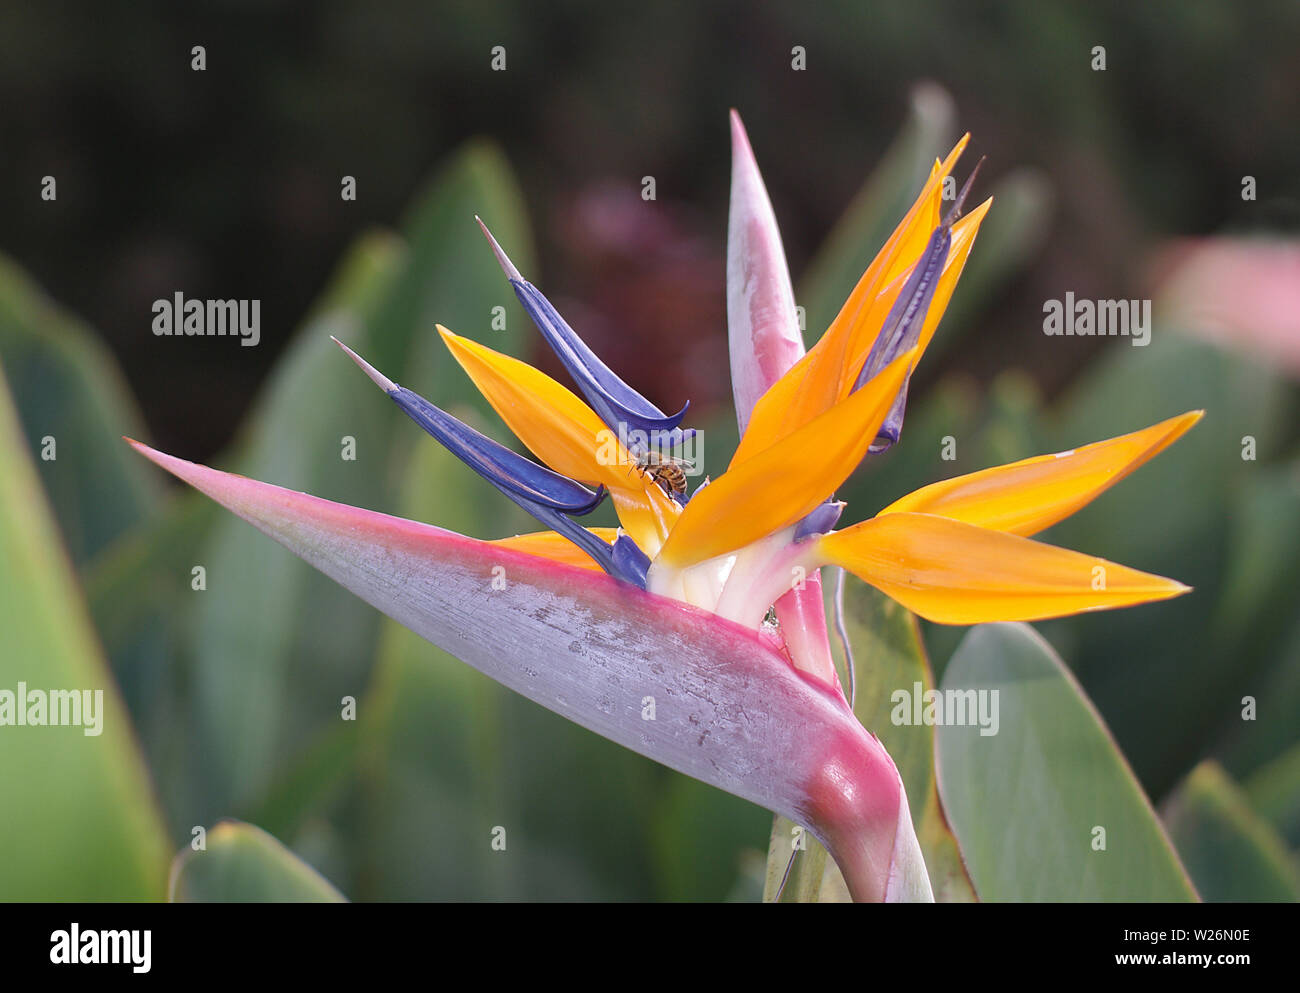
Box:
[439, 325, 616, 485]
[808, 135, 968, 402]
[491, 528, 621, 572]
[878, 411, 1204, 536]
[855, 135, 971, 310]
[658, 348, 915, 568]
[819, 512, 1191, 625]
[840, 196, 992, 383]
[733, 136, 972, 464]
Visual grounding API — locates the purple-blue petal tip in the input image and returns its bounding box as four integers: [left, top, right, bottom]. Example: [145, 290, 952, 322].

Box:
[794, 501, 846, 542]
[610, 533, 652, 587]
[334, 338, 655, 586]
[475, 218, 696, 443]
[475, 215, 523, 282]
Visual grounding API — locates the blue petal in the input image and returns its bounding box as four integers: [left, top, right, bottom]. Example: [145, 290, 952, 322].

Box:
[478, 218, 694, 447]
[514, 498, 649, 588]
[610, 533, 652, 588]
[794, 501, 846, 542]
[334, 338, 648, 588]
[853, 224, 950, 394]
[854, 224, 947, 454]
[868, 381, 910, 454]
[388, 384, 605, 514]
[392, 385, 654, 587]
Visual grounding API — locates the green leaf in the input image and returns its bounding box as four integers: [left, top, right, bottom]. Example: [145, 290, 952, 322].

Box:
[916, 791, 977, 903]
[0, 364, 170, 899]
[83, 491, 220, 829]
[169, 821, 346, 902]
[0, 254, 159, 566]
[1163, 762, 1300, 902]
[936, 622, 1198, 901]
[845, 582, 939, 814]
[1216, 615, 1300, 790]
[762, 575, 975, 902]
[796, 83, 956, 346]
[838, 579, 976, 901]
[1242, 742, 1300, 850]
[1211, 460, 1300, 653]
[1208, 460, 1300, 780]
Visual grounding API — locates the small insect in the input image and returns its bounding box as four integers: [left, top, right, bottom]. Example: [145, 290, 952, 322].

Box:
[629, 450, 694, 497]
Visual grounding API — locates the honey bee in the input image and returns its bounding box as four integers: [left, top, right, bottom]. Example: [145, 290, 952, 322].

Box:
[629, 451, 694, 497]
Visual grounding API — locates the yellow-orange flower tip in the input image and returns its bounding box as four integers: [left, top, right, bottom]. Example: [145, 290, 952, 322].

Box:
[818, 512, 1193, 625]
[877, 409, 1205, 537]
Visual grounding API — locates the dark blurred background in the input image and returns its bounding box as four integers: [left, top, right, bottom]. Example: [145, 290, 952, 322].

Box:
[4, 0, 1298, 460]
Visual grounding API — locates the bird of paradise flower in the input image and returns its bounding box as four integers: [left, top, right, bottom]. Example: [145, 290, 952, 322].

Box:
[129, 112, 1199, 902]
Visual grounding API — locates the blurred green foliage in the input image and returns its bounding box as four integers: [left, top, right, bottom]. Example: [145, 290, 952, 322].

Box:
[0, 259, 160, 565]
[1164, 762, 1300, 902]
[170, 821, 346, 903]
[0, 367, 168, 899]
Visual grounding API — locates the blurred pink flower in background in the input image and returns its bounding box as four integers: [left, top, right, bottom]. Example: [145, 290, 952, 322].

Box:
[1149, 238, 1300, 376]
